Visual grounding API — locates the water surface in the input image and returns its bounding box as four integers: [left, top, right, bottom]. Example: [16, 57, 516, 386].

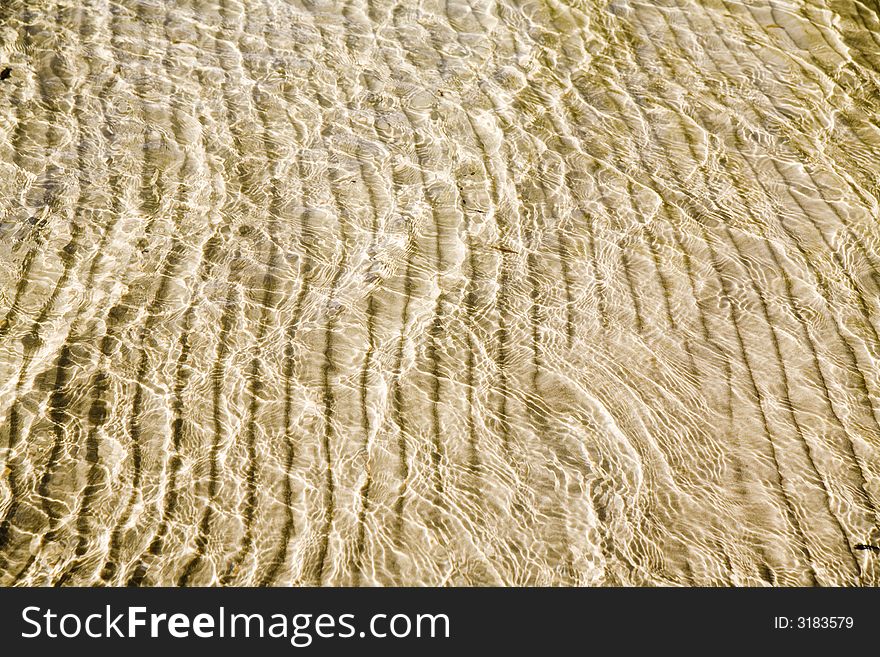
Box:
[1, 0, 880, 586]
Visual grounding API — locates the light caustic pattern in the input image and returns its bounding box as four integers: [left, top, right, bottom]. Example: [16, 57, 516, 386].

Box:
[0, 0, 879, 587]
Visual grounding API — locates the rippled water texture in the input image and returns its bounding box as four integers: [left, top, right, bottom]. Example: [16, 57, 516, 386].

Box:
[1, 0, 880, 586]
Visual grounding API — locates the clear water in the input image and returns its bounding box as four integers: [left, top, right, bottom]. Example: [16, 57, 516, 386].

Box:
[1, 0, 879, 586]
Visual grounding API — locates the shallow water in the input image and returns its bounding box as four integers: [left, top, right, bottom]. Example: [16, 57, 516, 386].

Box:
[0, 0, 879, 586]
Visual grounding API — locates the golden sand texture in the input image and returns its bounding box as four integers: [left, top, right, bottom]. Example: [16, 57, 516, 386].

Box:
[1, 0, 880, 586]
